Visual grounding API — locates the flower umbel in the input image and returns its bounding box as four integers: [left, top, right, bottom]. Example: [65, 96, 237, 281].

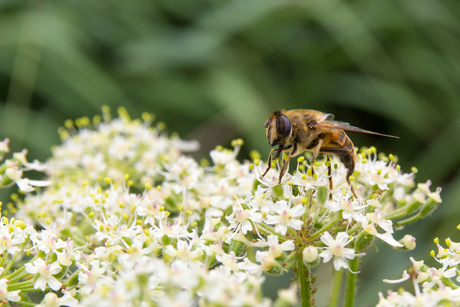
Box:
[319, 232, 356, 271]
[1, 108, 442, 307]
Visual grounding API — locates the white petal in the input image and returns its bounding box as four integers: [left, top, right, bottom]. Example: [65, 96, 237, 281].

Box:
[27, 179, 51, 187]
[335, 232, 350, 244]
[319, 251, 333, 263]
[291, 205, 306, 216]
[49, 262, 63, 274]
[15, 179, 34, 192]
[7, 290, 21, 302]
[59, 292, 79, 306]
[444, 267, 457, 278]
[24, 263, 38, 274]
[280, 240, 295, 251]
[47, 277, 62, 291]
[275, 224, 288, 235]
[333, 257, 348, 270]
[342, 248, 356, 260]
[383, 270, 410, 284]
[34, 277, 47, 291]
[320, 232, 334, 245]
[288, 219, 303, 231]
[375, 232, 404, 247]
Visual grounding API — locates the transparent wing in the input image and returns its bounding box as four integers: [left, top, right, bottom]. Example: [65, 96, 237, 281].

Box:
[313, 120, 399, 138]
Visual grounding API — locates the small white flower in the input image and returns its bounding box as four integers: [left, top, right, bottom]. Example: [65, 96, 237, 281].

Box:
[25, 258, 62, 291]
[325, 192, 366, 224]
[77, 259, 106, 295]
[360, 211, 403, 247]
[164, 239, 204, 261]
[265, 200, 305, 235]
[255, 251, 276, 271]
[36, 292, 79, 307]
[0, 229, 24, 255]
[319, 232, 356, 271]
[210, 148, 236, 165]
[266, 235, 295, 258]
[226, 198, 262, 236]
[0, 278, 20, 302]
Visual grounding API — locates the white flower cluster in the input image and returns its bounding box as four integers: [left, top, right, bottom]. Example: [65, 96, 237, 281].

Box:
[378, 235, 460, 306]
[2, 109, 442, 306]
[0, 138, 49, 193]
[47, 107, 199, 189]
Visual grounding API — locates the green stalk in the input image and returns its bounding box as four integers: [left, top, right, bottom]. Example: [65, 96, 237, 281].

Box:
[2, 241, 29, 276]
[303, 190, 312, 221]
[309, 215, 341, 240]
[344, 258, 359, 307]
[8, 279, 35, 291]
[297, 256, 311, 307]
[283, 250, 299, 270]
[329, 268, 343, 307]
[394, 213, 422, 226]
[7, 270, 29, 283]
[10, 301, 35, 307]
[257, 222, 288, 241]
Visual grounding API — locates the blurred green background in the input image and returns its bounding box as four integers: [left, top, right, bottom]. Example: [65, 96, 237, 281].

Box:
[1, 0, 460, 305]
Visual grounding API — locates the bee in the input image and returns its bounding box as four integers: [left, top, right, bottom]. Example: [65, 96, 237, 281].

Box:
[262, 109, 398, 197]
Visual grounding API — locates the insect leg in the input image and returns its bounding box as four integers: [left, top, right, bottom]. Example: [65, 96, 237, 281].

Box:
[261, 148, 277, 178]
[262, 145, 285, 178]
[342, 154, 357, 198]
[278, 144, 298, 183]
[326, 154, 333, 200]
[319, 147, 357, 198]
[309, 138, 324, 177]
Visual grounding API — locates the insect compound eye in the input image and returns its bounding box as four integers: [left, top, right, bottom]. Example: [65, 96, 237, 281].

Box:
[276, 114, 291, 138]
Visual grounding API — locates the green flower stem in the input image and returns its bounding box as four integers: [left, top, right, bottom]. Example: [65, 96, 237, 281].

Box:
[329, 268, 343, 307]
[344, 258, 359, 307]
[257, 223, 287, 241]
[297, 256, 311, 307]
[0, 163, 8, 173]
[12, 287, 37, 293]
[8, 279, 35, 291]
[309, 215, 341, 240]
[347, 222, 363, 235]
[3, 242, 29, 276]
[288, 227, 298, 238]
[0, 254, 6, 269]
[393, 214, 422, 227]
[63, 267, 80, 288]
[303, 190, 312, 221]
[384, 201, 421, 220]
[382, 207, 408, 220]
[69, 228, 89, 246]
[283, 250, 298, 270]
[441, 276, 458, 289]
[7, 270, 29, 283]
[12, 301, 35, 307]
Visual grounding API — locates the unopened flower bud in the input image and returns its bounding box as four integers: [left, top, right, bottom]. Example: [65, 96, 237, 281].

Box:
[401, 234, 416, 250]
[303, 246, 318, 263]
[355, 230, 375, 253]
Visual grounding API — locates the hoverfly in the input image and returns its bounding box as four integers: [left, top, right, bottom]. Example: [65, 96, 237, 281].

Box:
[262, 109, 398, 197]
